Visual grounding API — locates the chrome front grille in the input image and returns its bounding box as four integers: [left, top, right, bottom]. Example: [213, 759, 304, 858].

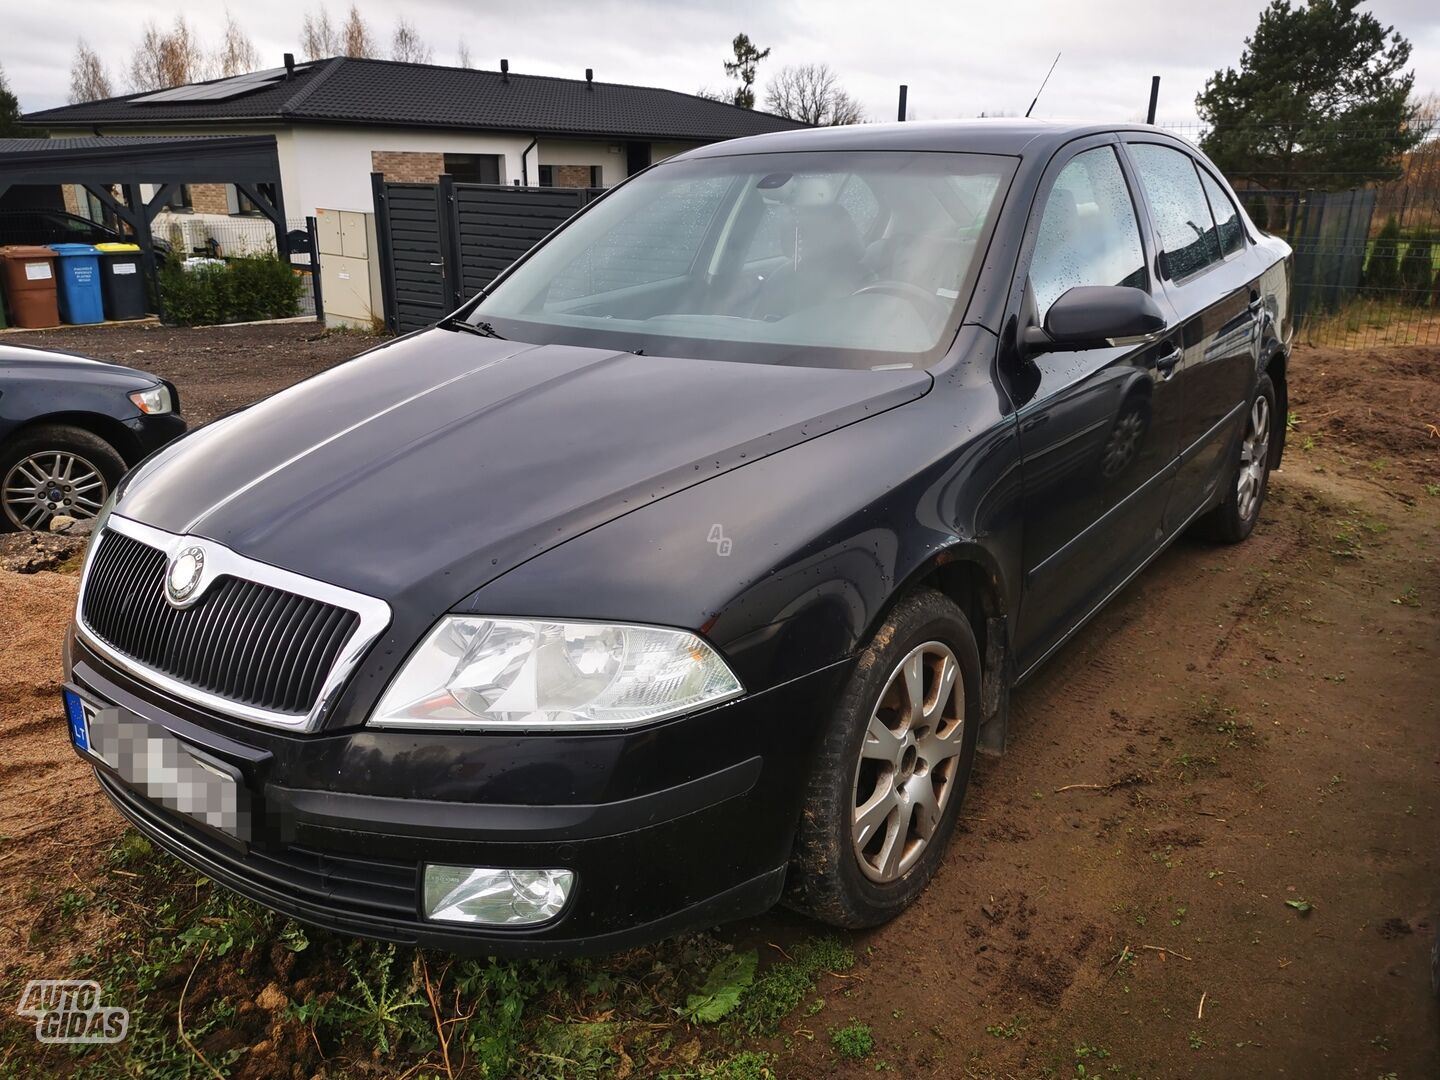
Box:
[76, 516, 391, 730]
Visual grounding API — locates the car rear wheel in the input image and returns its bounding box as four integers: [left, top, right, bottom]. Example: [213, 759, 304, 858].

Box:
[1199, 372, 1276, 544]
[786, 588, 981, 928]
[0, 425, 125, 533]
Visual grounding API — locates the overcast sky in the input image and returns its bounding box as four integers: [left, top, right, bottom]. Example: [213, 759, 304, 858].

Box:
[4, 0, 1438, 126]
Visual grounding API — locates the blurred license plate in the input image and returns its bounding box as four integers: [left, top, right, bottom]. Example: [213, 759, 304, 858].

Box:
[63, 687, 248, 842]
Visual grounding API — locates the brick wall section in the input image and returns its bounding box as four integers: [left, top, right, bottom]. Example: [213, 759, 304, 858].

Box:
[371, 151, 445, 183]
[189, 184, 230, 215]
[551, 165, 593, 189]
[62, 185, 81, 215]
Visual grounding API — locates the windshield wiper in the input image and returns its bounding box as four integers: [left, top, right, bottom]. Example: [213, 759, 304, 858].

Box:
[439, 315, 505, 339]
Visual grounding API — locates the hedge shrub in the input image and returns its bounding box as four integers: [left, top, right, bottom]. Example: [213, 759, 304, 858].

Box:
[158, 254, 303, 326]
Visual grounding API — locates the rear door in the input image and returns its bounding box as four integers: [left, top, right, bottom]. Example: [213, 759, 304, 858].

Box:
[1008, 137, 1184, 672]
[1123, 141, 1263, 527]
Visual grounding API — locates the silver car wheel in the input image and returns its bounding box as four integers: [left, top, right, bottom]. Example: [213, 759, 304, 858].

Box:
[2, 451, 108, 531]
[1236, 394, 1271, 523]
[852, 641, 966, 883]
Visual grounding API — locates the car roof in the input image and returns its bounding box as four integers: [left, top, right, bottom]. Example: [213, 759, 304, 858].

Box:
[674, 119, 1193, 161]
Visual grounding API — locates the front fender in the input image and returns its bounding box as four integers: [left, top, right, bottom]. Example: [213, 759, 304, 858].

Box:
[465, 371, 1023, 695]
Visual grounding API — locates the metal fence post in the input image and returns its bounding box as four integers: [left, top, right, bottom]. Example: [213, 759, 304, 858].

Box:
[437, 173, 463, 312]
[306, 215, 325, 326]
[371, 171, 399, 333]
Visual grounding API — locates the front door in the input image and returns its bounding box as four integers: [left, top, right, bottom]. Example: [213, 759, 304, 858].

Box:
[1008, 140, 1184, 673]
[1124, 141, 1263, 527]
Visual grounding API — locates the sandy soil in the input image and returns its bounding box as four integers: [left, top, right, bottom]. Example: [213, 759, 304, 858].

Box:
[0, 328, 1436, 1077]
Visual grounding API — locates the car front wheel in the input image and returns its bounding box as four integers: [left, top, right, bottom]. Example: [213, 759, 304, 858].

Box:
[786, 588, 981, 928]
[0, 424, 125, 533]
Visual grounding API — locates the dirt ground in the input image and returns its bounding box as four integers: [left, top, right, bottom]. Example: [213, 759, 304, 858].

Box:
[0, 326, 1436, 1077]
[9, 321, 378, 426]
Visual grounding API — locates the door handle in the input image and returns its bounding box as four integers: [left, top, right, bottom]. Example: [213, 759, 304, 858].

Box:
[1154, 346, 1182, 378]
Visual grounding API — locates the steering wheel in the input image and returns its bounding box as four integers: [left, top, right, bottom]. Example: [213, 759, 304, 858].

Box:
[851, 280, 949, 321]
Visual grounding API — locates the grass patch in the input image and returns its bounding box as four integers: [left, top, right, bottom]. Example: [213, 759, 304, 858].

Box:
[2, 830, 856, 1079]
[829, 1020, 874, 1060]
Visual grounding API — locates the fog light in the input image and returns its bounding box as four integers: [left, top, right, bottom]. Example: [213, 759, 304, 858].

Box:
[422, 865, 574, 926]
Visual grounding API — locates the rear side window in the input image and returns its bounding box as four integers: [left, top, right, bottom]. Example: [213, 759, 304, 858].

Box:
[1198, 169, 1244, 257]
[1029, 146, 1148, 320]
[1128, 143, 1222, 280]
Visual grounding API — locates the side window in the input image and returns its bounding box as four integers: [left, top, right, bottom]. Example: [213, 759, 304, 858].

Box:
[1029, 146, 1147, 321]
[1198, 168, 1244, 257]
[1128, 144, 1222, 279]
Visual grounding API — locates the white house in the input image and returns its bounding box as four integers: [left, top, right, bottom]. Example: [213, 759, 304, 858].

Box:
[22, 55, 804, 228]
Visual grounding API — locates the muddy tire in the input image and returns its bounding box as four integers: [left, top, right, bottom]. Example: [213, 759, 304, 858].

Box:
[786, 588, 981, 928]
[0, 424, 126, 533]
[1199, 372, 1276, 544]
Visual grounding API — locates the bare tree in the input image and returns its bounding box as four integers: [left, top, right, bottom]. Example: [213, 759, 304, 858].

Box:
[457, 39, 473, 69]
[300, 6, 340, 60]
[763, 64, 864, 126]
[390, 17, 432, 64]
[341, 5, 377, 58]
[69, 39, 114, 103]
[214, 9, 259, 78]
[128, 16, 208, 91]
[693, 86, 730, 102]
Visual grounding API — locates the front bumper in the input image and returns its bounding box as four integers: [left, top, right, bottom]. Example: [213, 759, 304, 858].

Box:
[67, 629, 849, 955]
[125, 411, 186, 465]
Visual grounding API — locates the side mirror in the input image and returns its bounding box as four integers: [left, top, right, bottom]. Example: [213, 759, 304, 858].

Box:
[1022, 286, 1166, 355]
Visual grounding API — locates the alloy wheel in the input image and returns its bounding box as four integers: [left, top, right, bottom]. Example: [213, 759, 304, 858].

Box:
[2, 450, 108, 531]
[1236, 395, 1270, 522]
[852, 641, 966, 883]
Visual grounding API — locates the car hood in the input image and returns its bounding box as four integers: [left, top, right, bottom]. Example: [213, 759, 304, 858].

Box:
[117, 329, 930, 610]
[0, 343, 161, 386]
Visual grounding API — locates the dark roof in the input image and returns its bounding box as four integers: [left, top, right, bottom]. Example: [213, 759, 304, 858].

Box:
[0, 135, 240, 154]
[0, 135, 283, 187]
[22, 57, 806, 142]
[679, 118, 1193, 160]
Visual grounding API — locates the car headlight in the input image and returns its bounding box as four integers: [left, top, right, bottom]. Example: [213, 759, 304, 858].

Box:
[370, 617, 744, 730]
[128, 383, 173, 415]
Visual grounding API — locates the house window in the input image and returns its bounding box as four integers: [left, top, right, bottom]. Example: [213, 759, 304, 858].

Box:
[164, 185, 193, 211]
[539, 165, 603, 189]
[443, 154, 502, 184]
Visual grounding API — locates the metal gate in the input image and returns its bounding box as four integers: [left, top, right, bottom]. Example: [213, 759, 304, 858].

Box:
[372, 173, 604, 333]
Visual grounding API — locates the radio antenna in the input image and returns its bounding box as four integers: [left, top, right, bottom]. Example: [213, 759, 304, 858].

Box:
[1025, 52, 1061, 118]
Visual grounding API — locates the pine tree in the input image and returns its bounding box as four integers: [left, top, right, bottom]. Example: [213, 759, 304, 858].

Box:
[1196, 0, 1420, 191]
[722, 34, 770, 110]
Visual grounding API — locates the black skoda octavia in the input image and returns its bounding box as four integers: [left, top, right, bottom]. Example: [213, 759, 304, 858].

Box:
[64, 120, 1291, 954]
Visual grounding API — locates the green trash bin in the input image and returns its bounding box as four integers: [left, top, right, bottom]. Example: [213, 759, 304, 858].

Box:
[94, 242, 147, 321]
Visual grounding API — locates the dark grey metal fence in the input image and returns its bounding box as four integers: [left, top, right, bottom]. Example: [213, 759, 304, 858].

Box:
[372, 173, 603, 334]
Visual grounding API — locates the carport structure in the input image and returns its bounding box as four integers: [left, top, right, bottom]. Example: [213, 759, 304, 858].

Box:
[0, 135, 289, 309]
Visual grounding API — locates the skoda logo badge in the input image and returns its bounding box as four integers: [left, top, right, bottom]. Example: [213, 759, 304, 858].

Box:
[166, 546, 206, 605]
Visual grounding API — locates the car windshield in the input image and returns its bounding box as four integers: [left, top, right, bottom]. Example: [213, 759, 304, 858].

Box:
[469, 150, 1016, 369]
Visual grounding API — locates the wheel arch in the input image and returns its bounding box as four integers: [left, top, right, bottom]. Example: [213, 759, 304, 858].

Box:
[1262, 346, 1288, 469]
[0, 412, 141, 466]
[866, 541, 1015, 757]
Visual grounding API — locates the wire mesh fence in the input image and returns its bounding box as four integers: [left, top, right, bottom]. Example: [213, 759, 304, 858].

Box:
[151, 214, 318, 320]
[1160, 117, 1440, 349]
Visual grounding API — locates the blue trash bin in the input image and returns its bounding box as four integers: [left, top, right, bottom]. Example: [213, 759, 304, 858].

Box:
[49, 243, 105, 325]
